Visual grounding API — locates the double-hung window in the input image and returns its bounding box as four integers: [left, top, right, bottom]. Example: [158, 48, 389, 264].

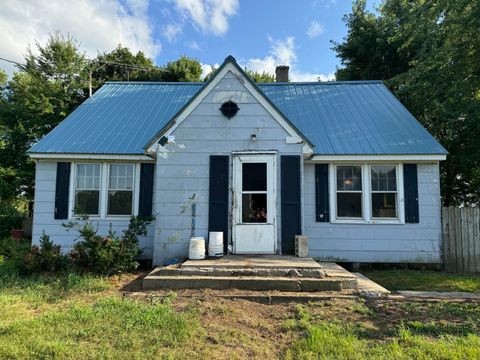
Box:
[72, 162, 138, 218]
[370, 165, 398, 219]
[336, 165, 363, 219]
[332, 164, 402, 223]
[74, 164, 101, 215]
[108, 164, 134, 216]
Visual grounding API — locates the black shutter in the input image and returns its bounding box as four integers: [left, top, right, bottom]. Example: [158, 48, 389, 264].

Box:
[138, 163, 155, 217]
[54, 162, 71, 220]
[315, 164, 329, 222]
[281, 156, 301, 255]
[404, 164, 419, 223]
[208, 156, 229, 252]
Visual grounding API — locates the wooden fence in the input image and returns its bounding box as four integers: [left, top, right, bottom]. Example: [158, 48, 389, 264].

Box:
[442, 207, 480, 273]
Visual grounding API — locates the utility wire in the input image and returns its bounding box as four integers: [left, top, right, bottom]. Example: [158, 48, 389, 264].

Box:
[0, 55, 160, 96]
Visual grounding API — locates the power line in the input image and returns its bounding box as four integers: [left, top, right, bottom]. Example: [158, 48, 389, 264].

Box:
[0, 55, 161, 96]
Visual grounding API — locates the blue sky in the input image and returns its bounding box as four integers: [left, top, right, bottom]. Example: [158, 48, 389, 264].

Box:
[0, 0, 378, 80]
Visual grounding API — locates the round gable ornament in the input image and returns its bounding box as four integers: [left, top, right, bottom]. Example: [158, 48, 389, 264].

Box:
[220, 100, 239, 119]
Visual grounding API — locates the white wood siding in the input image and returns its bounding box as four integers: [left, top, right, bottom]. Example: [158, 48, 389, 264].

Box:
[152, 71, 303, 265]
[32, 161, 154, 258]
[303, 163, 442, 263]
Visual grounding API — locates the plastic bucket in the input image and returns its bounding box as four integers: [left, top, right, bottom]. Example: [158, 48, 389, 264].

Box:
[208, 231, 224, 257]
[189, 237, 206, 260]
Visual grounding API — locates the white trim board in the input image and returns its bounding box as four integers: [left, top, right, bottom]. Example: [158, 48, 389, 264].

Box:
[307, 154, 446, 162]
[31, 153, 154, 161]
[145, 62, 314, 154]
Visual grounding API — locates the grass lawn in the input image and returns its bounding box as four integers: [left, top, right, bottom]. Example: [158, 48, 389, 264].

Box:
[363, 269, 480, 292]
[1, 258, 480, 359]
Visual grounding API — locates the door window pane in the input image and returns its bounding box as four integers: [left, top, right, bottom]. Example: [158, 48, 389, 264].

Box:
[242, 193, 267, 223]
[75, 164, 100, 215]
[242, 163, 266, 191]
[337, 193, 362, 218]
[108, 164, 134, 215]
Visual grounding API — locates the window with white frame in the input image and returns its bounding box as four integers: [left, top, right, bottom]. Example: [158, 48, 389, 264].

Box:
[72, 162, 138, 218]
[332, 164, 402, 223]
[336, 165, 363, 218]
[108, 164, 134, 216]
[74, 163, 101, 215]
[370, 165, 398, 218]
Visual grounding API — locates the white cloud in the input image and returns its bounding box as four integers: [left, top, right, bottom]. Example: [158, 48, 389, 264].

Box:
[312, 0, 336, 9]
[187, 41, 202, 51]
[200, 62, 219, 79]
[240, 36, 335, 82]
[306, 20, 324, 38]
[172, 0, 239, 36]
[0, 0, 160, 76]
[163, 23, 183, 42]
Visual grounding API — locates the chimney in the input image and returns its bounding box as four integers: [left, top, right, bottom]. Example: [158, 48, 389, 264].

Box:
[275, 65, 289, 82]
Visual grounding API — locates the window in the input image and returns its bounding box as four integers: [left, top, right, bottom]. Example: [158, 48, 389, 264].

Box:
[331, 163, 403, 223]
[108, 164, 134, 215]
[71, 162, 139, 218]
[336, 165, 363, 218]
[371, 165, 397, 218]
[241, 162, 267, 223]
[74, 164, 101, 215]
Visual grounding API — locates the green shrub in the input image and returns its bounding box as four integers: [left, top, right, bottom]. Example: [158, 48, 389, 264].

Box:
[22, 232, 70, 274]
[0, 204, 23, 239]
[63, 216, 153, 275]
[0, 237, 20, 261]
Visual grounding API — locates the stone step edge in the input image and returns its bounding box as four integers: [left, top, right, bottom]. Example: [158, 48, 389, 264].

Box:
[143, 275, 358, 292]
[152, 267, 327, 278]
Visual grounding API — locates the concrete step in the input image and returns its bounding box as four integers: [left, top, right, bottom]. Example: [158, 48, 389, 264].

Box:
[143, 275, 357, 292]
[151, 265, 326, 278]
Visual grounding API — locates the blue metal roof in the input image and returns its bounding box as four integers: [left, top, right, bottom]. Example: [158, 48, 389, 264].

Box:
[258, 82, 447, 155]
[29, 80, 446, 155]
[29, 82, 203, 154]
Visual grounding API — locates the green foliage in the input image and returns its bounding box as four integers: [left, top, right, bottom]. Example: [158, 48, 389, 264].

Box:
[363, 269, 480, 292]
[333, 0, 480, 205]
[245, 69, 275, 83]
[0, 203, 23, 239]
[0, 34, 203, 206]
[63, 216, 153, 274]
[91, 44, 164, 89]
[0, 237, 19, 261]
[161, 55, 203, 82]
[22, 232, 70, 274]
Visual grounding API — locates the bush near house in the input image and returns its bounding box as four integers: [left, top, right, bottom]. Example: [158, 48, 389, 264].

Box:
[19, 216, 153, 275]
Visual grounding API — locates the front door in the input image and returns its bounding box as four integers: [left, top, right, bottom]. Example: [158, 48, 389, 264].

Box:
[232, 154, 276, 254]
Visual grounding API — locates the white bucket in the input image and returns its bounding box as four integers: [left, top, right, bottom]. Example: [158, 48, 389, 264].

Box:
[189, 237, 206, 260]
[208, 231, 224, 257]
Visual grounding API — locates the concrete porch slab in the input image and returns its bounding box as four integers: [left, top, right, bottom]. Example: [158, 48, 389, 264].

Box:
[183, 255, 322, 269]
[143, 256, 358, 292]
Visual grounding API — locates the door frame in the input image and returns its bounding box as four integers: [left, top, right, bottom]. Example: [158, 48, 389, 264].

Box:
[232, 152, 277, 254]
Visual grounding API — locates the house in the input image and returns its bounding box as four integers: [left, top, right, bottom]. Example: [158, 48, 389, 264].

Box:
[28, 55, 447, 266]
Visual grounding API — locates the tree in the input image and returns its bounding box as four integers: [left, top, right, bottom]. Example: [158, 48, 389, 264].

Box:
[0, 32, 88, 201]
[245, 69, 275, 83]
[161, 56, 203, 82]
[91, 45, 163, 89]
[333, 0, 480, 206]
[203, 67, 275, 83]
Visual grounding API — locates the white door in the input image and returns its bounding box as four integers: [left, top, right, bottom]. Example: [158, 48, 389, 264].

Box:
[233, 154, 276, 254]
